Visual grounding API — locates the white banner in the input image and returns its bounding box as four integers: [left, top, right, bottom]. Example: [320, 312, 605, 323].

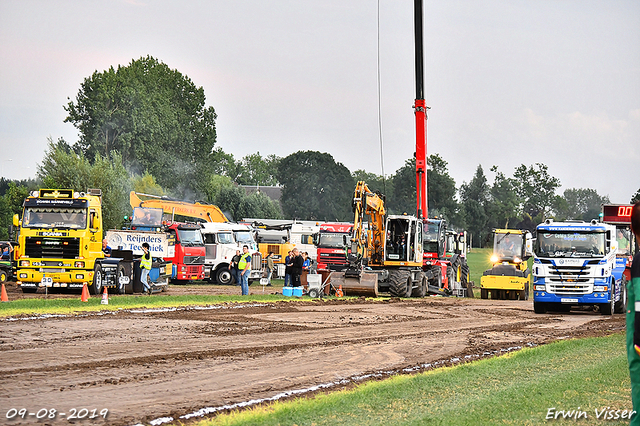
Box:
[106, 230, 169, 257]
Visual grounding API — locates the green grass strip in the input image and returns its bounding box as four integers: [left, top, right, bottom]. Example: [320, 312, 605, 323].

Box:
[199, 333, 633, 426]
[0, 293, 308, 318]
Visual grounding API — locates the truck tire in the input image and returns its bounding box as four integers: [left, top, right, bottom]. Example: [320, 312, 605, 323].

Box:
[89, 265, 104, 295]
[0, 269, 7, 283]
[533, 301, 547, 314]
[411, 273, 426, 298]
[480, 288, 488, 299]
[116, 264, 127, 295]
[600, 284, 615, 315]
[216, 267, 234, 285]
[519, 282, 529, 301]
[614, 276, 627, 314]
[388, 270, 411, 298]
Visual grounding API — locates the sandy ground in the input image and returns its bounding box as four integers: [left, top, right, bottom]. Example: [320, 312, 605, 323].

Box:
[0, 281, 626, 425]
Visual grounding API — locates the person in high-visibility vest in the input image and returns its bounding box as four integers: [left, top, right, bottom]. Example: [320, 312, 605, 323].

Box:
[629, 201, 640, 425]
[140, 242, 153, 295]
[238, 245, 252, 296]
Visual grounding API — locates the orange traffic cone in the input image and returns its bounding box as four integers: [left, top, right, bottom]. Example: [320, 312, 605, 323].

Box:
[101, 286, 109, 305]
[1, 283, 8, 302]
[81, 283, 90, 302]
[336, 284, 344, 298]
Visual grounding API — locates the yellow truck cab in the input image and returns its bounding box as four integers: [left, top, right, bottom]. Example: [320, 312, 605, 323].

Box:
[14, 189, 105, 293]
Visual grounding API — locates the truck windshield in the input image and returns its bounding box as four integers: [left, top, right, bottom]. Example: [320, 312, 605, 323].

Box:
[217, 232, 234, 244]
[423, 222, 439, 242]
[22, 207, 87, 229]
[494, 234, 522, 259]
[318, 234, 345, 248]
[234, 231, 254, 246]
[535, 231, 605, 258]
[177, 229, 204, 246]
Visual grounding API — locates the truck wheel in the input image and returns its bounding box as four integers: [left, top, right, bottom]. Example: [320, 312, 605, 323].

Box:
[411, 273, 426, 298]
[89, 265, 103, 295]
[116, 264, 127, 295]
[480, 288, 488, 299]
[533, 301, 547, 314]
[614, 276, 627, 314]
[388, 270, 411, 298]
[600, 287, 614, 315]
[216, 267, 234, 285]
[0, 269, 7, 283]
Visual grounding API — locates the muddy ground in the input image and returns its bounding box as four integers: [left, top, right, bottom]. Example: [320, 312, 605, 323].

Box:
[0, 282, 626, 425]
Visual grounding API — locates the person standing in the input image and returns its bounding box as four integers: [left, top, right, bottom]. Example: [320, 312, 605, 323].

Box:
[140, 242, 152, 295]
[238, 245, 252, 296]
[102, 239, 112, 257]
[627, 201, 640, 426]
[265, 252, 274, 286]
[230, 249, 241, 285]
[284, 250, 293, 287]
[291, 248, 304, 287]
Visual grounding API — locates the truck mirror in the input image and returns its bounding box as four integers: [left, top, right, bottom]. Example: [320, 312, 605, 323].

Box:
[13, 214, 19, 227]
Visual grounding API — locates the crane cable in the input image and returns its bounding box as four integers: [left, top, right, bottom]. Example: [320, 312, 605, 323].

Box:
[377, 0, 387, 195]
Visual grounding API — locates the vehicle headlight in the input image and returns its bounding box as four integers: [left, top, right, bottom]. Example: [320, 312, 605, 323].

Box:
[490, 255, 498, 263]
[594, 286, 607, 292]
[20, 260, 30, 267]
[75, 261, 85, 268]
[513, 257, 521, 263]
[534, 285, 546, 291]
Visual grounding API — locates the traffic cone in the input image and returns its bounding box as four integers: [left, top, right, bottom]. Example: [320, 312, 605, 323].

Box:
[101, 286, 109, 305]
[337, 284, 344, 298]
[1, 283, 8, 302]
[81, 283, 89, 302]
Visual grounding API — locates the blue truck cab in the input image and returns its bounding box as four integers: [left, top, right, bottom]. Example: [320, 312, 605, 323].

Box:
[532, 219, 626, 315]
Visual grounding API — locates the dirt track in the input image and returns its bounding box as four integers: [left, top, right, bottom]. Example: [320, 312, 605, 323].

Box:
[0, 282, 625, 425]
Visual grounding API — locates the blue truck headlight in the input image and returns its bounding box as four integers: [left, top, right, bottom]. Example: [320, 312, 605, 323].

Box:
[534, 285, 546, 291]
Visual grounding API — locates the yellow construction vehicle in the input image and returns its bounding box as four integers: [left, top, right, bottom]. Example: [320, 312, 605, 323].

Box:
[129, 191, 228, 223]
[332, 181, 425, 297]
[480, 229, 533, 300]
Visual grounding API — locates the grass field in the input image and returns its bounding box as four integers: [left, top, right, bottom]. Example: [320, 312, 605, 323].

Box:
[466, 247, 493, 289]
[198, 333, 633, 426]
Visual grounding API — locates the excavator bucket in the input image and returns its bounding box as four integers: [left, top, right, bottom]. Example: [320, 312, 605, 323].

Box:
[330, 272, 379, 298]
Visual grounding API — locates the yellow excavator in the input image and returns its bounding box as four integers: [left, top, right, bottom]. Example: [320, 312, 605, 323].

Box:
[129, 191, 228, 223]
[332, 181, 426, 297]
[480, 229, 533, 300]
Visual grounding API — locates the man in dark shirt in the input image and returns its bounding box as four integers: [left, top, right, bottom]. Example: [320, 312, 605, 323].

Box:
[102, 239, 112, 257]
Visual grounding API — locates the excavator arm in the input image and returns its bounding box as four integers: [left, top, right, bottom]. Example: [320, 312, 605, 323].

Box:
[129, 191, 228, 223]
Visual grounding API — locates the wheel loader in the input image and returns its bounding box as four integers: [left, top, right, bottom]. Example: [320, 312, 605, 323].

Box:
[480, 229, 533, 300]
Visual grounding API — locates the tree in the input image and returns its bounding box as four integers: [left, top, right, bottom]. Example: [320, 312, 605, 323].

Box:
[427, 154, 459, 225]
[352, 169, 388, 197]
[555, 188, 610, 221]
[277, 151, 353, 221]
[460, 165, 490, 247]
[64, 56, 218, 195]
[235, 152, 281, 186]
[131, 172, 166, 197]
[631, 189, 640, 204]
[214, 185, 282, 221]
[487, 165, 520, 229]
[37, 138, 131, 230]
[389, 159, 415, 216]
[513, 163, 561, 221]
[0, 182, 34, 240]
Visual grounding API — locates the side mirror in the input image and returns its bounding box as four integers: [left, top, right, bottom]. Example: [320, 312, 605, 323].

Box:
[13, 214, 19, 227]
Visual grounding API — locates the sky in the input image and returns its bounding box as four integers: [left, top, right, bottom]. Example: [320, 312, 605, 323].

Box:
[1, 0, 638, 204]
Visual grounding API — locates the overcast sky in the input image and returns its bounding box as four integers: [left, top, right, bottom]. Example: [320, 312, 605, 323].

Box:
[1, 0, 638, 204]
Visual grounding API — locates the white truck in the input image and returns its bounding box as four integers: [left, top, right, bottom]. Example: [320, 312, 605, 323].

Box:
[532, 219, 626, 315]
[200, 222, 263, 285]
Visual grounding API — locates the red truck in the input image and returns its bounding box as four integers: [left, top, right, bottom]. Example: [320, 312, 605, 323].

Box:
[316, 222, 352, 271]
[164, 222, 206, 282]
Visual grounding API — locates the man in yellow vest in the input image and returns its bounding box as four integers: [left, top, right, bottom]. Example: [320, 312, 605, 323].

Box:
[628, 201, 640, 425]
[140, 242, 153, 295]
[238, 245, 252, 296]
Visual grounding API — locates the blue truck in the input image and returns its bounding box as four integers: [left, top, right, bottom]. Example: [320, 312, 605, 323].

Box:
[532, 219, 626, 315]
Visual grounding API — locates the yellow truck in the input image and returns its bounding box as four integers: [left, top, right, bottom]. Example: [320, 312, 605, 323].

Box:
[14, 188, 169, 294]
[480, 229, 533, 300]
